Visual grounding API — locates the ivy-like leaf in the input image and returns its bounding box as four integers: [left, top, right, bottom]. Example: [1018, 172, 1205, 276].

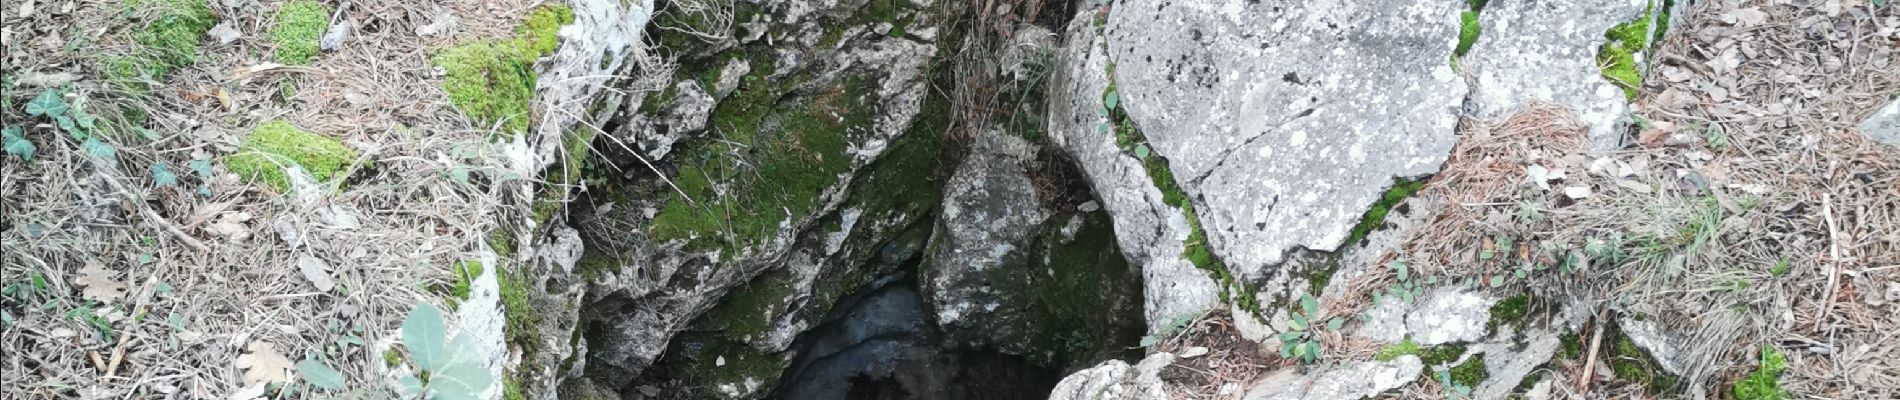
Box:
[1301, 293, 1319, 317]
[401, 303, 448, 371]
[1491, 276, 1505, 287]
[1134, 144, 1150, 159]
[1391, 261, 1409, 281]
[1139, 335, 1158, 348]
[1289, 313, 1308, 331]
[189, 159, 213, 177]
[1326, 317, 1344, 331]
[1302, 341, 1320, 363]
[398, 375, 426, 399]
[25, 90, 66, 117]
[81, 138, 116, 162]
[1104, 89, 1120, 110]
[1280, 340, 1297, 358]
[296, 359, 346, 390]
[2, 127, 34, 161]
[151, 163, 179, 188]
[1279, 331, 1302, 342]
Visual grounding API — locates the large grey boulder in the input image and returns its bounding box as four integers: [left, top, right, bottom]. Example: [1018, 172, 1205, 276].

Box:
[920, 129, 1147, 367]
[1465, 0, 1650, 150]
[1103, 0, 1468, 281]
[1047, 6, 1221, 332]
[924, 132, 1048, 334]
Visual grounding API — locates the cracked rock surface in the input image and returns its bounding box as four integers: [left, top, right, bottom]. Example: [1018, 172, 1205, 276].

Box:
[1103, 0, 1468, 280]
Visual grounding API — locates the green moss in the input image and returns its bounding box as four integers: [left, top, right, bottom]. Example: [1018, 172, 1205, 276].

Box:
[488, 230, 517, 259]
[519, 5, 574, 56]
[1020, 211, 1145, 366]
[1559, 333, 1584, 360]
[1343, 177, 1424, 247]
[1596, 0, 1666, 101]
[436, 5, 573, 136]
[1421, 343, 1467, 366]
[270, 0, 329, 65]
[502, 376, 527, 400]
[1610, 332, 1681, 393]
[1376, 337, 1423, 362]
[133, 0, 215, 69]
[1455, 11, 1481, 57]
[657, 335, 787, 400]
[647, 74, 871, 254]
[498, 264, 541, 354]
[1732, 346, 1788, 400]
[383, 348, 403, 368]
[1487, 294, 1531, 333]
[1448, 355, 1489, 387]
[448, 260, 485, 301]
[698, 272, 796, 340]
[107, 0, 214, 93]
[225, 120, 360, 192]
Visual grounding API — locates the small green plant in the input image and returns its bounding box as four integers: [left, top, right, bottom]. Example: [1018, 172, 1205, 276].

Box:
[2, 127, 32, 161]
[1278, 293, 1338, 363]
[1438, 364, 1476, 398]
[1770, 257, 1790, 277]
[1376, 261, 1421, 305]
[1375, 337, 1421, 362]
[398, 303, 493, 400]
[22, 89, 118, 166]
[271, 0, 331, 65]
[1455, 11, 1481, 57]
[1137, 312, 1196, 348]
[1732, 346, 1788, 400]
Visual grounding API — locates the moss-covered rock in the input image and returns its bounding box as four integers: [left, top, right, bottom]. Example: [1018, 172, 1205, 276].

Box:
[437, 5, 573, 136]
[225, 120, 360, 192]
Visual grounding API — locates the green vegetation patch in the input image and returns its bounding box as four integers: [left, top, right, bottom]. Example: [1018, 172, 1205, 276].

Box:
[654, 334, 787, 400]
[1448, 354, 1489, 388]
[437, 5, 574, 136]
[498, 263, 542, 354]
[1343, 177, 1424, 248]
[109, 0, 216, 92]
[1610, 330, 1681, 393]
[1376, 337, 1423, 362]
[1732, 346, 1788, 400]
[447, 260, 485, 303]
[1597, 0, 1671, 101]
[647, 73, 873, 255]
[270, 0, 329, 65]
[1486, 293, 1532, 333]
[225, 120, 360, 192]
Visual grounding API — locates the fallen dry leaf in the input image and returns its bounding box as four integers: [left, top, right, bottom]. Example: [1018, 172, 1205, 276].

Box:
[233, 341, 294, 385]
[206, 212, 253, 242]
[74, 261, 128, 303]
[1724, 7, 1769, 27]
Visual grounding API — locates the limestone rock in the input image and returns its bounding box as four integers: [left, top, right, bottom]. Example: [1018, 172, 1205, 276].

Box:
[924, 131, 1047, 332]
[578, 0, 948, 392]
[628, 79, 716, 160]
[1046, 353, 1177, 400]
[1465, 0, 1650, 150]
[1242, 356, 1424, 400]
[1860, 97, 1900, 146]
[1471, 325, 1562, 400]
[921, 129, 1146, 367]
[1047, 7, 1219, 332]
[1353, 286, 1493, 347]
[1104, 0, 1469, 281]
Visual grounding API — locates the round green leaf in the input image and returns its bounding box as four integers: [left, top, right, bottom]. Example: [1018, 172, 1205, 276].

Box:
[401, 303, 447, 371]
[296, 359, 346, 390]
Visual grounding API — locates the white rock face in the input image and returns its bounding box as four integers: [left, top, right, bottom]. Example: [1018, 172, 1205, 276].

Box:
[1103, 0, 1468, 280]
[1465, 0, 1649, 150]
[1046, 353, 1177, 400]
[1048, 9, 1221, 331]
[1243, 356, 1424, 400]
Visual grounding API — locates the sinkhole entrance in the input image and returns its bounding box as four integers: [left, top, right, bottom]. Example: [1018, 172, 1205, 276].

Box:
[768, 269, 1060, 400]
